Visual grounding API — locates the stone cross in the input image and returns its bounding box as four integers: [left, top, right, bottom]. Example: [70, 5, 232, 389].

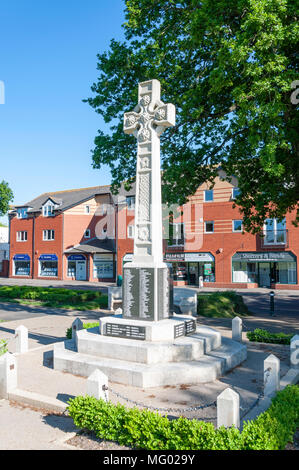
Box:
[124, 79, 175, 265]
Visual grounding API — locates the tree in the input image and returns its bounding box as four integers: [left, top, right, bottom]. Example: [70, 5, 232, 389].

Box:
[0, 181, 13, 217]
[86, 0, 299, 233]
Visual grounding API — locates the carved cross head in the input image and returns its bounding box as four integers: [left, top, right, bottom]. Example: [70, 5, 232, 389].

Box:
[123, 79, 175, 143]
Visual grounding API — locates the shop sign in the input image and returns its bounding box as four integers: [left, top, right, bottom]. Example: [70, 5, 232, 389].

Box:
[68, 254, 86, 261]
[233, 252, 295, 262]
[13, 254, 30, 261]
[39, 254, 58, 261]
[164, 253, 185, 261]
[204, 263, 212, 275]
[164, 252, 214, 262]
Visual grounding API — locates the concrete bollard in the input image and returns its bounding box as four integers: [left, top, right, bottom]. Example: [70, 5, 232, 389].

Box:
[72, 318, 83, 349]
[87, 369, 109, 401]
[217, 387, 240, 429]
[0, 352, 17, 399]
[15, 325, 28, 354]
[232, 316, 242, 342]
[290, 335, 299, 369]
[264, 354, 280, 396]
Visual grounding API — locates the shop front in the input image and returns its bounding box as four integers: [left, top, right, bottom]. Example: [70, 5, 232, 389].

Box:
[39, 254, 58, 277]
[93, 253, 115, 280]
[67, 254, 87, 281]
[164, 252, 215, 285]
[232, 252, 297, 287]
[13, 254, 30, 276]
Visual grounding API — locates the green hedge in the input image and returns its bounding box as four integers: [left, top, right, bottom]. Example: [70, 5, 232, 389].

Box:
[67, 385, 299, 450]
[246, 328, 293, 345]
[0, 286, 108, 310]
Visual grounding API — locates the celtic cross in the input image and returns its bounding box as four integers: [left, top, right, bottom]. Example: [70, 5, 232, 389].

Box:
[124, 79, 175, 266]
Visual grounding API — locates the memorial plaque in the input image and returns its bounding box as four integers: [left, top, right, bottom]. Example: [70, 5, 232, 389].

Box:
[174, 322, 185, 339]
[158, 267, 169, 320]
[139, 268, 155, 320]
[105, 323, 146, 340]
[123, 267, 139, 319]
[185, 319, 196, 335]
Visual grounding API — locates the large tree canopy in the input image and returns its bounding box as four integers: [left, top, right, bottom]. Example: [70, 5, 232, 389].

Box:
[0, 181, 13, 217]
[86, 0, 299, 233]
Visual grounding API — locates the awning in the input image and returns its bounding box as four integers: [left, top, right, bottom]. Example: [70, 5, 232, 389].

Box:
[39, 254, 58, 261]
[13, 254, 30, 261]
[64, 238, 116, 255]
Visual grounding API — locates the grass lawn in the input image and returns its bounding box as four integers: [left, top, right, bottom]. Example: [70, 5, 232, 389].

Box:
[0, 285, 108, 311]
[197, 291, 251, 318]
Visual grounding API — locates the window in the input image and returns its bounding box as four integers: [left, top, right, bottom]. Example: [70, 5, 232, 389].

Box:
[16, 231, 27, 241]
[43, 201, 55, 217]
[127, 225, 134, 238]
[168, 223, 184, 246]
[204, 190, 214, 202]
[14, 261, 30, 276]
[39, 261, 58, 277]
[17, 208, 28, 219]
[84, 229, 90, 238]
[233, 220, 243, 232]
[85, 205, 90, 214]
[232, 188, 240, 199]
[126, 196, 135, 211]
[43, 230, 55, 241]
[264, 218, 286, 245]
[204, 221, 214, 233]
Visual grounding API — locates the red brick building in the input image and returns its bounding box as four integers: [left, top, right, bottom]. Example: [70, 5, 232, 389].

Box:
[7, 175, 299, 289]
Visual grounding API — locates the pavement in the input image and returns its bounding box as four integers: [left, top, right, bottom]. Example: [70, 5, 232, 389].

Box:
[0, 285, 297, 450]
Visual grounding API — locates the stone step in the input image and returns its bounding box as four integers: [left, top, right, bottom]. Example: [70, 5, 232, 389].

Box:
[53, 337, 245, 388]
[191, 325, 222, 353]
[206, 337, 247, 374]
[77, 329, 205, 364]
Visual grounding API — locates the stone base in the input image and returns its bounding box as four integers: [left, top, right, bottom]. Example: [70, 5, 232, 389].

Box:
[53, 320, 247, 388]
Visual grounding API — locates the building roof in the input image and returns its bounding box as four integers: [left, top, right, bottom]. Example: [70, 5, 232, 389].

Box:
[11, 185, 112, 214]
[64, 237, 116, 255]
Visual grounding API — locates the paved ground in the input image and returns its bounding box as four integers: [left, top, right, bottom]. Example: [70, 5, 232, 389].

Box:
[0, 283, 297, 450]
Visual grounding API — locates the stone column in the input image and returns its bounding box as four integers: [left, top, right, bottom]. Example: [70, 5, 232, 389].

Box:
[217, 387, 240, 429]
[0, 353, 17, 399]
[87, 369, 109, 401]
[15, 325, 28, 354]
[232, 317, 242, 342]
[264, 354, 280, 396]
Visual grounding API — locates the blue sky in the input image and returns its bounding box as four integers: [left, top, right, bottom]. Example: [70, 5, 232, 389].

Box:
[0, 0, 126, 224]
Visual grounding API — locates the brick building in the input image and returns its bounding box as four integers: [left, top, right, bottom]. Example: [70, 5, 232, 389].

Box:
[7, 175, 299, 289]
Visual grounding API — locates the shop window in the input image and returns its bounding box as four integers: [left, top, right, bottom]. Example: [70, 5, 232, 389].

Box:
[204, 221, 214, 233]
[93, 261, 114, 279]
[43, 230, 55, 241]
[204, 190, 214, 202]
[14, 261, 30, 276]
[264, 218, 286, 244]
[168, 223, 184, 246]
[39, 261, 58, 277]
[16, 231, 27, 242]
[233, 220, 243, 232]
[67, 261, 76, 277]
[277, 262, 296, 284]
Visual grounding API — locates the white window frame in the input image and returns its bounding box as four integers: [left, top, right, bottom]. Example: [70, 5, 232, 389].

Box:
[17, 208, 28, 219]
[263, 218, 286, 245]
[126, 196, 135, 211]
[204, 221, 214, 233]
[42, 200, 55, 217]
[43, 229, 55, 241]
[127, 225, 135, 239]
[84, 229, 90, 238]
[204, 190, 214, 202]
[169, 222, 185, 246]
[232, 220, 243, 233]
[232, 188, 240, 200]
[16, 231, 28, 242]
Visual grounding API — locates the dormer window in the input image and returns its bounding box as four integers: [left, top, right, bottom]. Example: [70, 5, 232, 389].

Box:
[17, 208, 28, 219]
[43, 200, 55, 217]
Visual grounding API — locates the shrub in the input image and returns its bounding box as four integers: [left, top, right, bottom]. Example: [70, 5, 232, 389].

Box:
[197, 291, 250, 317]
[246, 328, 292, 345]
[67, 385, 299, 450]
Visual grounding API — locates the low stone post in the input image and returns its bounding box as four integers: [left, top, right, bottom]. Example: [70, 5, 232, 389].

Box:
[72, 318, 83, 349]
[290, 335, 299, 369]
[217, 387, 240, 429]
[87, 369, 109, 402]
[264, 354, 280, 396]
[15, 325, 28, 354]
[232, 317, 242, 342]
[0, 352, 17, 399]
